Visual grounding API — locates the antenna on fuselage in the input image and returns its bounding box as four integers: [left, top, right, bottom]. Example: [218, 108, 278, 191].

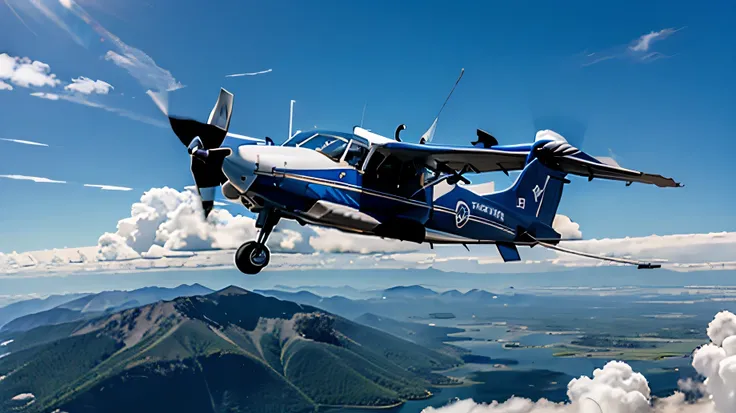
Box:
[419, 68, 465, 144]
[360, 102, 367, 128]
[288, 99, 296, 139]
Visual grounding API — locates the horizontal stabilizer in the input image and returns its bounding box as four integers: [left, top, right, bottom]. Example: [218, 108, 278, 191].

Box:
[497, 242, 521, 262]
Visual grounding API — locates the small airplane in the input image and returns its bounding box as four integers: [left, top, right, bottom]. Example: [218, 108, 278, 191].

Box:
[167, 87, 682, 275]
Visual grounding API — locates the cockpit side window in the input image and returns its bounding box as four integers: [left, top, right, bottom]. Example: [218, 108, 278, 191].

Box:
[316, 137, 349, 162]
[282, 131, 371, 166]
[344, 142, 369, 168]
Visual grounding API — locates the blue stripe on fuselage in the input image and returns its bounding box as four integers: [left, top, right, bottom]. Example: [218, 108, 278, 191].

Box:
[248, 168, 518, 242]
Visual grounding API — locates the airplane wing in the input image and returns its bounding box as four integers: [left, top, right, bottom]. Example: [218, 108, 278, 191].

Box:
[551, 150, 682, 188]
[375, 141, 532, 174]
[374, 133, 681, 188]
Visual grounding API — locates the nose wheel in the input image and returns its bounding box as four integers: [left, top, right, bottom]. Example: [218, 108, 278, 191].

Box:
[234, 208, 279, 275]
[235, 241, 271, 274]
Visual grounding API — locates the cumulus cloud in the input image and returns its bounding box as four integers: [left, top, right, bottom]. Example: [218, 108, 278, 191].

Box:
[308, 227, 420, 254]
[64, 76, 114, 95]
[552, 214, 582, 240]
[0, 138, 48, 147]
[0, 80, 12, 91]
[97, 233, 139, 261]
[98, 187, 313, 258]
[0, 53, 60, 88]
[0, 174, 65, 184]
[692, 311, 736, 412]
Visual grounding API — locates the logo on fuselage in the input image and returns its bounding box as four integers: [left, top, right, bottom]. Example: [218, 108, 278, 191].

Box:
[455, 200, 470, 228]
[533, 184, 544, 203]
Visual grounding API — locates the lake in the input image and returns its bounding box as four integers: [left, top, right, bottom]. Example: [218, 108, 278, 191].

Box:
[331, 324, 698, 412]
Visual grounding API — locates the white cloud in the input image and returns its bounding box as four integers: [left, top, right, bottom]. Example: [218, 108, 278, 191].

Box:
[553, 232, 736, 268]
[0, 138, 48, 147]
[0, 53, 60, 88]
[84, 184, 133, 191]
[308, 227, 420, 254]
[552, 215, 582, 240]
[97, 233, 139, 261]
[64, 77, 114, 95]
[226, 68, 273, 77]
[582, 28, 681, 67]
[0, 174, 65, 184]
[58, 0, 73, 9]
[0, 80, 12, 91]
[104, 49, 182, 92]
[31, 90, 168, 128]
[630, 28, 678, 52]
[30, 92, 60, 100]
[100, 187, 316, 258]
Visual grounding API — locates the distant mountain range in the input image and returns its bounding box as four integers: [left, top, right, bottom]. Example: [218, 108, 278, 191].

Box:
[0, 284, 213, 333]
[0, 287, 461, 413]
[0, 293, 90, 329]
[254, 284, 529, 321]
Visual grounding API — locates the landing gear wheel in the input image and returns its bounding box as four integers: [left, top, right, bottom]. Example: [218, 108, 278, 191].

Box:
[234, 241, 271, 275]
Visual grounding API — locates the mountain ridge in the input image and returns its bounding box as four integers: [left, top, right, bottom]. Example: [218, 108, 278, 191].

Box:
[0, 286, 462, 413]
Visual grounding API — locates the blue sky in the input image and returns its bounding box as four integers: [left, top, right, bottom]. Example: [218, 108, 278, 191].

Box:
[0, 0, 734, 253]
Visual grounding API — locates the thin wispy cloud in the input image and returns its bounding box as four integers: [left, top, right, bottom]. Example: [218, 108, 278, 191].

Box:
[0, 174, 66, 184]
[14, 0, 183, 116]
[30, 91, 168, 128]
[630, 28, 678, 52]
[226, 68, 273, 77]
[581, 27, 684, 67]
[0, 138, 48, 147]
[30, 92, 59, 100]
[3, 0, 38, 36]
[83, 184, 133, 191]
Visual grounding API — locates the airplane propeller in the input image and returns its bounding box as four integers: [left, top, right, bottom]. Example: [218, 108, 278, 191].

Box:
[532, 114, 589, 151]
[168, 88, 235, 218]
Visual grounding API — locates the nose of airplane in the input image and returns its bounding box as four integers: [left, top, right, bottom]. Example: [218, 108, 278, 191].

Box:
[222, 145, 259, 194]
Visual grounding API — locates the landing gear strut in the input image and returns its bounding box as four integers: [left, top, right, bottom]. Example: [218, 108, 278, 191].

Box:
[234, 208, 280, 275]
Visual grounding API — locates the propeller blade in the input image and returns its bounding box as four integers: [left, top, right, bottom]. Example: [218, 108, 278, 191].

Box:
[533, 114, 588, 149]
[168, 88, 234, 218]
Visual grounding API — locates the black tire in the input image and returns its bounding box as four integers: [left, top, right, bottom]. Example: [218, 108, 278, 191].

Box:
[234, 241, 270, 275]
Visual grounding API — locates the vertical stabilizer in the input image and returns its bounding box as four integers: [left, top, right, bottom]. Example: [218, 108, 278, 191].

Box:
[495, 158, 567, 227]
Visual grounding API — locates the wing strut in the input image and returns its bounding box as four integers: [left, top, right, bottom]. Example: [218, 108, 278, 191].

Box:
[526, 236, 662, 270]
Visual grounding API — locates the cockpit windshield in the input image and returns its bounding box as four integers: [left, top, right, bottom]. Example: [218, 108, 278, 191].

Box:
[283, 131, 370, 167]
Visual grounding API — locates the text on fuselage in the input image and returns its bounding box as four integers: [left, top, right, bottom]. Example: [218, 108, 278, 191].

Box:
[471, 201, 505, 222]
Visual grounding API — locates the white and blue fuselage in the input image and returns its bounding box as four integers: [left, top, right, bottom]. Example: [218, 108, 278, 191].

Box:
[218, 127, 555, 247]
